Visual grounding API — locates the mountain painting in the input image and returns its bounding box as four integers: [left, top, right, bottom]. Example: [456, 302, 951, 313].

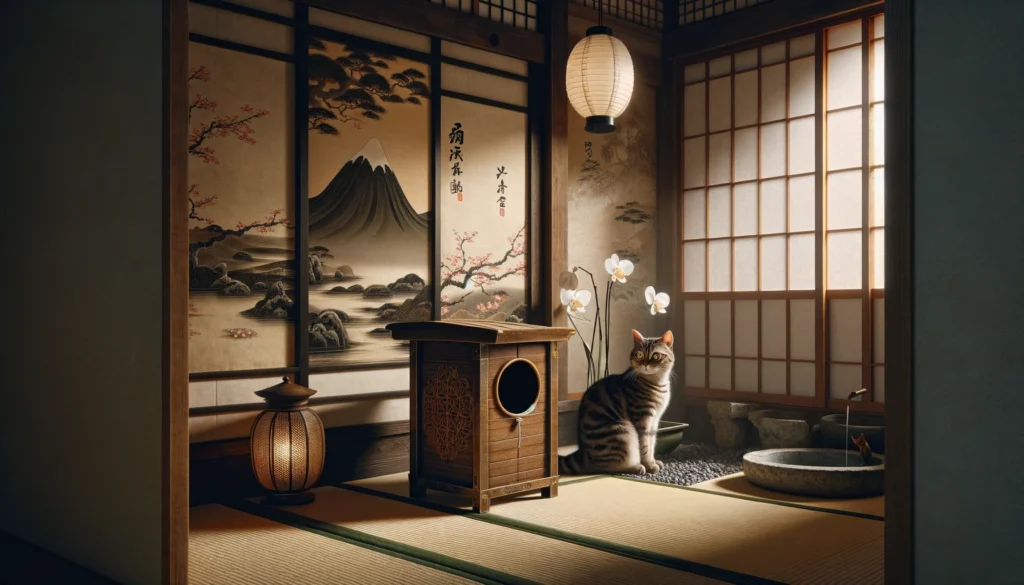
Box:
[438, 97, 529, 324]
[307, 37, 431, 367]
[187, 42, 296, 374]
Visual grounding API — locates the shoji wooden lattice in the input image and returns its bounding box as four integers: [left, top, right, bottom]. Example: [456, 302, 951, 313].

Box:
[823, 16, 886, 407]
[681, 35, 820, 406]
[679, 0, 774, 26]
[678, 13, 887, 411]
[573, 0, 664, 31]
[429, 0, 538, 31]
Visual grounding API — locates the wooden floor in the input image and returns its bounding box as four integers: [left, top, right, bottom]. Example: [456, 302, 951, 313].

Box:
[190, 470, 884, 585]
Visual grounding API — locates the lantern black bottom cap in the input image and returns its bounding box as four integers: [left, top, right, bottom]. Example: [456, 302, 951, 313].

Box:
[585, 116, 615, 134]
[262, 491, 315, 506]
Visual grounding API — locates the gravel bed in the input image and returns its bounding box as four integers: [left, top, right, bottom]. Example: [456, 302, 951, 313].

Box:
[622, 442, 755, 486]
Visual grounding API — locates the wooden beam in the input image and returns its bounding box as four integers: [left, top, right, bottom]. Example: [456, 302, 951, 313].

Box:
[296, 0, 545, 63]
[163, 0, 189, 583]
[656, 36, 680, 412]
[567, 2, 662, 43]
[664, 0, 883, 60]
[663, 0, 679, 33]
[188, 389, 411, 416]
[885, 0, 914, 583]
[538, 0, 569, 399]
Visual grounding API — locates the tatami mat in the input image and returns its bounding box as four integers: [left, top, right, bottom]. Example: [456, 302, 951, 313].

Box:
[189, 504, 478, 585]
[263, 485, 728, 585]
[691, 472, 885, 518]
[192, 471, 884, 585]
[483, 476, 884, 585]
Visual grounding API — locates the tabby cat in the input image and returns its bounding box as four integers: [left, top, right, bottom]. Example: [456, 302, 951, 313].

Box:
[559, 330, 675, 476]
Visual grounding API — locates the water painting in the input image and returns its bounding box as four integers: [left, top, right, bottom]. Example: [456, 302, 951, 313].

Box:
[187, 42, 296, 374]
[307, 37, 432, 366]
[566, 81, 658, 395]
[438, 97, 529, 323]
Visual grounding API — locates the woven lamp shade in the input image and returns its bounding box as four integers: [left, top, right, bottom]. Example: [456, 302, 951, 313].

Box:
[249, 377, 325, 505]
[566, 26, 634, 134]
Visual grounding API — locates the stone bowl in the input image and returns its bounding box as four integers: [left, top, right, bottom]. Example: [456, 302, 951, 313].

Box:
[748, 410, 814, 448]
[820, 413, 885, 453]
[742, 448, 884, 498]
[655, 421, 690, 456]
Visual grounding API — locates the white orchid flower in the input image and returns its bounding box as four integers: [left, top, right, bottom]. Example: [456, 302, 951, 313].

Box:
[645, 286, 671, 315]
[559, 288, 592, 316]
[604, 254, 634, 283]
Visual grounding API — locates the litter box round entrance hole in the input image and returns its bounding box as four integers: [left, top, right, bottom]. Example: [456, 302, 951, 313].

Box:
[494, 358, 541, 417]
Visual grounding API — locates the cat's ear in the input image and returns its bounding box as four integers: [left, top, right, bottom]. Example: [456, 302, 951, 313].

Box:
[660, 331, 674, 347]
[632, 329, 645, 345]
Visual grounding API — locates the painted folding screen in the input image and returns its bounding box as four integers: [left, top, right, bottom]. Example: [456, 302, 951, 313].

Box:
[187, 3, 297, 374]
[306, 30, 432, 368]
[438, 45, 531, 322]
[186, 0, 537, 410]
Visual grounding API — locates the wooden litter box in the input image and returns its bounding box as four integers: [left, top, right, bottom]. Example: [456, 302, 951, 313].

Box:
[387, 320, 574, 512]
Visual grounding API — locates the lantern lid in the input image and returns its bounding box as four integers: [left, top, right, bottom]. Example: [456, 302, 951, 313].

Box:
[585, 25, 613, 37]
[255, 376, 317, 407]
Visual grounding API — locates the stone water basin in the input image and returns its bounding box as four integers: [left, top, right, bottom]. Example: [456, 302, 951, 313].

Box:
[655, 421, 690, 456]
[743, 448, 884, 498]
[820, 412, 886, 453]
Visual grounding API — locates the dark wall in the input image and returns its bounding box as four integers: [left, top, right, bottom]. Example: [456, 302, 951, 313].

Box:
[913, 1, 1024, 583]
[0, 1, 165, 584]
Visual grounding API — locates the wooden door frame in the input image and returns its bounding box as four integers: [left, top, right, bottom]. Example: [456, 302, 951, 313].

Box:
[164, 0, 190, 582]
[883, 1, 913, 582]
[659, 1, 914, 583]
[165, 0, 914, 583]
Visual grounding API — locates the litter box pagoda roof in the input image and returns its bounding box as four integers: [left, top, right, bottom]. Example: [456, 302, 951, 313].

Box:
[385, 319, 575, 344]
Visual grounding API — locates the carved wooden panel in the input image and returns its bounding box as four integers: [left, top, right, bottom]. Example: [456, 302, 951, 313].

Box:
[423, 364, 473, 462]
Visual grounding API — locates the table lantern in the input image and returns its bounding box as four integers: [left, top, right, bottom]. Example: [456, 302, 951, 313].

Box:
[249, 376, 325, 505]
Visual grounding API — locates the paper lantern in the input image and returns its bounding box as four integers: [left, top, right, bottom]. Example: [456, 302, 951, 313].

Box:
[249, 377, 325, 505]
[566, 24, 635, 134]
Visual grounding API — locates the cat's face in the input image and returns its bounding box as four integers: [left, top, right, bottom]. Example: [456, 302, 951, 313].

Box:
[629, 330, 675, 377]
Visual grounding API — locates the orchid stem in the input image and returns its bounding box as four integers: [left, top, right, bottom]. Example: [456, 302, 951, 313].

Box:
[575, 267, 605, 381]
[567, 314, 596, 386]
[604, 281, 613, 378]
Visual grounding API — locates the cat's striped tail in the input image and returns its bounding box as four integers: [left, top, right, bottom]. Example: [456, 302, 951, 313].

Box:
[558, 449, 586, 475]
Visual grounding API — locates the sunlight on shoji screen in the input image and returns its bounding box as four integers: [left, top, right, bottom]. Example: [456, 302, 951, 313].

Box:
[825, 16, 885, 401]
[680, 35, 818, 396]
[870, 15, 885, 402]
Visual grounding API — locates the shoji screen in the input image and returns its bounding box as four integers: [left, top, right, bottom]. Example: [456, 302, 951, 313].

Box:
[824, 15, 886, 406]
[678, 12, 886, 409]
[680, 34, 821, 404]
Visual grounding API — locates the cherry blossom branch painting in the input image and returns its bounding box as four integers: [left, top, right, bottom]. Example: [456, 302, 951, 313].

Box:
[186, 65, 290, 274]
[439, 225, 526, 317]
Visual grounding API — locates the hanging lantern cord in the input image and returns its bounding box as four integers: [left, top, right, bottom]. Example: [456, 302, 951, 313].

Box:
[597, 0, 604, 26]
